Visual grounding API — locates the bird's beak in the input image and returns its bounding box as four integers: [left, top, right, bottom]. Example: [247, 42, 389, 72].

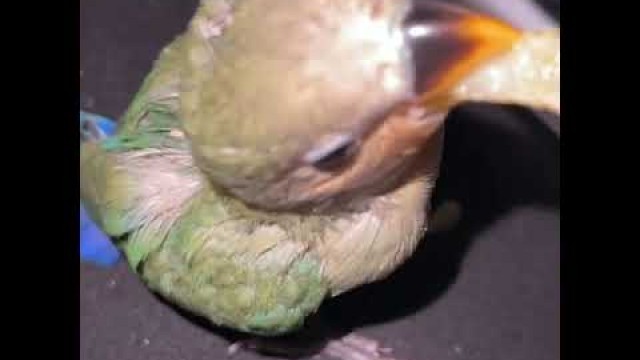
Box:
[319, 4, 525, 196]
[404, 1, 523, 110]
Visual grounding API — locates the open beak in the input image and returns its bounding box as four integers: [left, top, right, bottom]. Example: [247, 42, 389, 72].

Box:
[404, 1, 523, 110]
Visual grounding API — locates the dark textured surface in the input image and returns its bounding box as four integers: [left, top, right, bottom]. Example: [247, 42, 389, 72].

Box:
[80, 1, 560, 359]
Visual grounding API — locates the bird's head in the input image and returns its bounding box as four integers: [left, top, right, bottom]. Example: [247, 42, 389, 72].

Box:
[180, 0, 522, 211]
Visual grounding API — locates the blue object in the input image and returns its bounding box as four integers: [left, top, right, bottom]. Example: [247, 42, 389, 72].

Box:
[80, 204, 120, 267]
[80, 111, 117, 139]
[80, 111, 121, 267]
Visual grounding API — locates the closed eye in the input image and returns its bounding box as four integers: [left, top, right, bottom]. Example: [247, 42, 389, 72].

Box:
[303, 134, 358, 171]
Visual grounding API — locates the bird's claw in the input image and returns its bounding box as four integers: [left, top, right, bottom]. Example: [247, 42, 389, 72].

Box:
[320, 333, 403, 360]
[226, 332, 404, 360]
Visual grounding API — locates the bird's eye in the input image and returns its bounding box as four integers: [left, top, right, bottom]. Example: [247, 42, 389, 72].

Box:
[303, 134, 358, 171]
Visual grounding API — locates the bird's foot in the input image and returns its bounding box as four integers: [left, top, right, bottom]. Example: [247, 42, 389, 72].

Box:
[226, 336, 323, 358]
[226, 340, 251, 356]
[320, 333, 402, 360]
[226, 332, 403, 360]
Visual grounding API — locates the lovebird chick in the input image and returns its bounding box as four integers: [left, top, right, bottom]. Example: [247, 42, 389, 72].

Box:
[80, 1, 559, 359]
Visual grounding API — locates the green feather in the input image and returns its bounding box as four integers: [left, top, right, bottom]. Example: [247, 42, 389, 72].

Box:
[79, 35, 330, 333]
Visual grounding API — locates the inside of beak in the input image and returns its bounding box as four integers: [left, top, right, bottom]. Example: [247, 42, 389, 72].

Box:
[404, 1, 523, 110]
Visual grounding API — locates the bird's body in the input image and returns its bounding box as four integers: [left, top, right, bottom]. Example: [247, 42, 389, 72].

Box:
[81, 0, 447, 336]
[80, 0, 559, 356]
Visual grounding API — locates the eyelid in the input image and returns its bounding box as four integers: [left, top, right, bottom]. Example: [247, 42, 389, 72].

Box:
[303, 133, 354, 164]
